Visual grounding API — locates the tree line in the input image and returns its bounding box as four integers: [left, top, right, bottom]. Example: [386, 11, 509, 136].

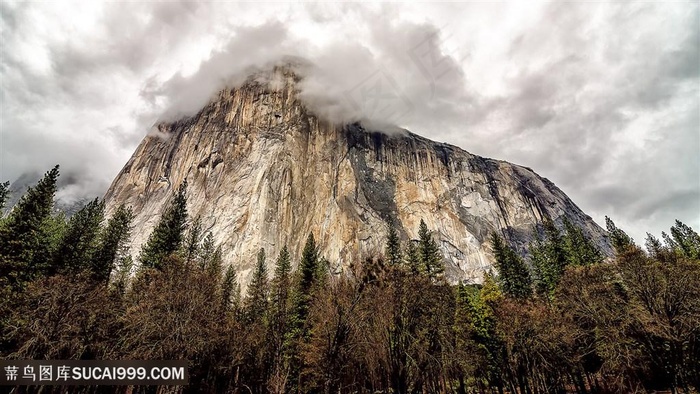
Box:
[1, 166, 699, 394]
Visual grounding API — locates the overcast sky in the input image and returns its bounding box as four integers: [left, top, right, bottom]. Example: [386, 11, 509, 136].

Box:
[1, 1, 698, 244]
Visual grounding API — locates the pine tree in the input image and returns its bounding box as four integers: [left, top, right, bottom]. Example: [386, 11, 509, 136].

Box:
[491, 233, 532, 299]
[605, 216, 633, 254]
[315, 256, 330, 288]
[112, 255, 133, 295]
[286, 233, 320, 380]
[139, 181, 188, 270]
[290, 234, 319, 329]
[544, 219, 567, 266]
[92, 205, 133, 283]
[418, 219, 444, 280]
[386, 224, 402, 266]
[465, 270, 504, 389]
[0, 181, 9, 213]
[645, 233, 668, 261]
[232, 282, 242, 316]
[405, 240, 421, 275]
[298, 233, 319, 301]
[245, 248, 269, 322]
[205, 245, 224, 279]
[530, 231, 556, 298]
[183, 216, 202, 264]
[669, 220, 700, 259]
[52, 198, 105, 275]
[270, 246, 292, 353]
[0, 165, 59, 287]
[272, 246, 292, 308]
[221, 265, 238, 312]
[40, 213, 68, 271]
[454, 281, 471, 333]
[531, 218, 600, 300]
[480, 270, 504, 306]
[198, 232, 216, 270]
[662, 231, 678, 251]
[562, 218, 603, 266]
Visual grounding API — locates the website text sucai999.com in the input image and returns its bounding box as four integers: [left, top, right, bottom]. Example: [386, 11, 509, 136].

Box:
[71, 365, 185, 381]
[1, 360, 188, 386]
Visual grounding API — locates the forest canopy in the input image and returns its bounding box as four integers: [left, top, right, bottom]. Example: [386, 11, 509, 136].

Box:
[1, 166, 699, 394]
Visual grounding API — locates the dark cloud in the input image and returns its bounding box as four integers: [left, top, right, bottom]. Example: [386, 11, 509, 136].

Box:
[0, 2, 697, 243]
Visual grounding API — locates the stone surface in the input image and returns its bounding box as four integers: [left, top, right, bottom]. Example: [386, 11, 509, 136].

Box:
[103, 66, 611, 287]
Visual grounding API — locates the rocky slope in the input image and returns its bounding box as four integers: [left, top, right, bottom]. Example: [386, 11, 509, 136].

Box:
[104, 66, 610, 286]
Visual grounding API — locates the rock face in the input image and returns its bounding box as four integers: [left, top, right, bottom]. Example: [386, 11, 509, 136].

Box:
[104, 66, 610, 286]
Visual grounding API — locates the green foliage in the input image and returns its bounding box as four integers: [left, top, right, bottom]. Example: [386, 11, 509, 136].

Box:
[0, 165, 60, 288]
[646, 221, 700, 263]
[273, 245, 292, 288]
[111, 255, 133, 295]
[92, 204, 133, 283]
[491, 232, 532, 299]
[315, 257, 331, 289]
[299, 233, 319, 290]
[269, 245, 292, 365]
[195, 231, 224, 279]
[221, 265, 238, 312]
[245, 248, 269, 322]
[198, 232, 216, 270]
[286, 233, 321, 384]
[270, 245, 293, 332]
[207, 246, 224, 279]
[232, 282, 242, 315]
[405, 240, 421, 275]
[418, 219, 444, 280]
[386, 223, 401, 266]
[662, 231, 678, 251]
[530, 220, 566, 298]
[290, 234, 319, 333]
[563, 218, 603, 266]
[39, 213, 68, 267]
[52, 198, 105, 275]
[0, 180, 9, 212]
[183, 216, 202, 264]
[480, 270, 504, 306]
[530, 241, 548, 296]
[606, 216, 634, 253]
[669, 219, 700, 259]
[532, 219, 603, 299]
[645, 232, 665, 259]
[468, 271, 505, 388]
[138, 181, 188, 270]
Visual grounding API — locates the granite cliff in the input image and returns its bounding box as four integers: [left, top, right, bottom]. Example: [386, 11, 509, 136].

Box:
[103, 66, 611, 286]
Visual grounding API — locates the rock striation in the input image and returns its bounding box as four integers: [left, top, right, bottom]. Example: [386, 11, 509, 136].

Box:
[103, 66, 611, 286]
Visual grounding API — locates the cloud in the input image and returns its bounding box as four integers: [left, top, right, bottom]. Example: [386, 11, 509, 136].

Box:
[0, 1, 697, 244]
[469, 2, 700, 243]
[144, 9, 476, 130]
[144, 20, 296, 121]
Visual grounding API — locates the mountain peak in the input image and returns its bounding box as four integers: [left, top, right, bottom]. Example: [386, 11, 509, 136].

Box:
[105, 70, 611, 286]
